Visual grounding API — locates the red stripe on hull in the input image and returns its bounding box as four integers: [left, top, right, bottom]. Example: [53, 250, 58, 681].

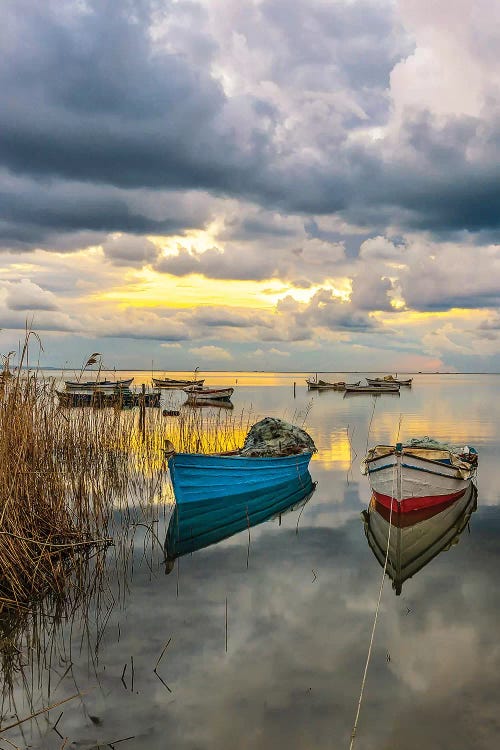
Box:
[373, 488, 467, 514]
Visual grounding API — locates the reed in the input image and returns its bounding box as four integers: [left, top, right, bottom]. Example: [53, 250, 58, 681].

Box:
[0, 332, 254, 614]
[0, 337, 166, 613]
[167, 403, 254, 454]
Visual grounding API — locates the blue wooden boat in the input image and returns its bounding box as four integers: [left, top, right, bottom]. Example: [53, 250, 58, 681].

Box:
[166, 450, 313, 506]
[165, 472, 316, 563]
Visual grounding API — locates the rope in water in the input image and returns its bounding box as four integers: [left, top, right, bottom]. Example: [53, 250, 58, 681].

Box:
[349, 415, 402, 749]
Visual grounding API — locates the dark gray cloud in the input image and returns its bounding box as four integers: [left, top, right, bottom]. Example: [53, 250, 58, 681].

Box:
[0, 173, 211, 250]
[0, 0, 415, 243]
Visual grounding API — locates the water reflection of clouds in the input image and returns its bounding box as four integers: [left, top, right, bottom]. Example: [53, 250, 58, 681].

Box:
[8, 504, 500, 750]
[5, 375, 500, 747]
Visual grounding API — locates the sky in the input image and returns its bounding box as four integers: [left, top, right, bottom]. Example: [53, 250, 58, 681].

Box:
[1, 0, 500, 372]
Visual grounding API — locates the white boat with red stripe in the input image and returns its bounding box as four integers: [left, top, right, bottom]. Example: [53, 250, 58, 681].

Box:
[361, 441, 478, 514]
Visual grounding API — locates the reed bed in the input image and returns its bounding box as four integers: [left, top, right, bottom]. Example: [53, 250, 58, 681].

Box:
[0, 347, 255, 612]
[0, 369, 165, 613]
[169, 403, 254, 454]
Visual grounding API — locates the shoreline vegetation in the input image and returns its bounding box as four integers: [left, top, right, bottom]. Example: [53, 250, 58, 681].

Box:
[0, 331, 259, 740]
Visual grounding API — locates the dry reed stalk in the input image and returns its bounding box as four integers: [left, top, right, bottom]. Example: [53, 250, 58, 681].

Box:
[0, 332, 168, 612]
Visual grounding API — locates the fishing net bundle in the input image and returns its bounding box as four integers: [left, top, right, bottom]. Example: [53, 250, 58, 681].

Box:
[241, 417, 317, 457]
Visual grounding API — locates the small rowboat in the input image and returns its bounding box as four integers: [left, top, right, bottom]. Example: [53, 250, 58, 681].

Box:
[152, 377, 205, 389]
[166, 449, 313, 505]
[361, 441, 478, 513]
[183, 386, 234, 402]
[344, 384, 400, 394]
[306, 378, 360, 390]
[64, 377, 134, 390]
[57, 388, 160, 408]
[366, 376, 412, 387]
[165, 417, 316, 506]
[363, 483, 477, 595]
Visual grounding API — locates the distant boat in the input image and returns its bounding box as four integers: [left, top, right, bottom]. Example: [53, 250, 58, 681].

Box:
[344, 384, 400, 394]
[183, 386, 234, 402]
[306, 378, 360, 390]
[57, 388, 160, 408]
[152, 376, 205, 389]
[361, 439, 478, 513]
[164, 472, 316, 567]
[363, 484, 477, 594]
[64, 377, 134, 390]
[366, 375, 412, 387]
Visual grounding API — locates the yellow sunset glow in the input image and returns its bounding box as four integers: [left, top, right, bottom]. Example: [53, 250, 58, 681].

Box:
[375, 307, 486, 326]
[92, 269, 287, 310]
[149, 225, 222, 256]
[315, 428, 353, 470]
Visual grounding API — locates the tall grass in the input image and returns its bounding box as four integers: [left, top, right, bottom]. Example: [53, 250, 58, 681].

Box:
[0, 349, 166, 610]
[0, 334, 256, 611]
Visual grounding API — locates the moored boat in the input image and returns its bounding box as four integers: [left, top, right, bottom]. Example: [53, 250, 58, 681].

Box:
[183, 385, 234, 402]
[306, 378, 360, 390]
[344, 384, 400, 394]
[164, 417, 316, 505]
[363, 483, 477, 594]
[366, 375, 412, 387]
[57, 388, 160, 408]
[361, 439, 478, 513]
[153, 376, 205, 389]
[64, 377, 134, 390]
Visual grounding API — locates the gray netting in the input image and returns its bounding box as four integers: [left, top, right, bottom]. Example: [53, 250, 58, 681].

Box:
[241, 417, 317, 457]
[403, 437, 472, 454]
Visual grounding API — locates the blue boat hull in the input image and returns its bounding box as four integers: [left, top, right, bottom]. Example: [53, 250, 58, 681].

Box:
[167, 451, 313, 505]
[165, 472, 316, 561]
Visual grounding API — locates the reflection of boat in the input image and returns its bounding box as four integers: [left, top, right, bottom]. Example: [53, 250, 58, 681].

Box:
[306, 378, 360, 390]
[344, 384, 400, 394]
[363, 484, 477, 594]
[183, 386, 234, 402]
[362, 440, 478, 513]
[165, 473, 316, 566]
[366, 376, 412, 387]
[184, 398, 234, 410]
[64, 377, 134, 390]
[153, 377, 205, 389]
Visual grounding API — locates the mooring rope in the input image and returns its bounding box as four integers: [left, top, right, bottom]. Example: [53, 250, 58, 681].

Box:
[349, 414, 402, 749]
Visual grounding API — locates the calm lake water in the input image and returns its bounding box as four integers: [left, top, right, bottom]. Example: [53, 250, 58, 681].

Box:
[3, 372, 500, 749]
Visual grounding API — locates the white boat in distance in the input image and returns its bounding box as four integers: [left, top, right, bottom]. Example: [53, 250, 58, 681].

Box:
[366, 375, 412, 387]
[344, 383, 400, 394]
[64, 377, 134, 390]
[362, 440, 478, 513]
[306, 378, 360, 390]
[183, 386, 234, 402]
[152, 376, 205, 389]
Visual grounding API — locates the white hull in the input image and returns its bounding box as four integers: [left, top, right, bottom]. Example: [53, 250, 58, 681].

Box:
[363, 445, 477, 512]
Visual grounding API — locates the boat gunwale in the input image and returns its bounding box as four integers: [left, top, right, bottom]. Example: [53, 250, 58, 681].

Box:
[364, 445, 477, 472]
